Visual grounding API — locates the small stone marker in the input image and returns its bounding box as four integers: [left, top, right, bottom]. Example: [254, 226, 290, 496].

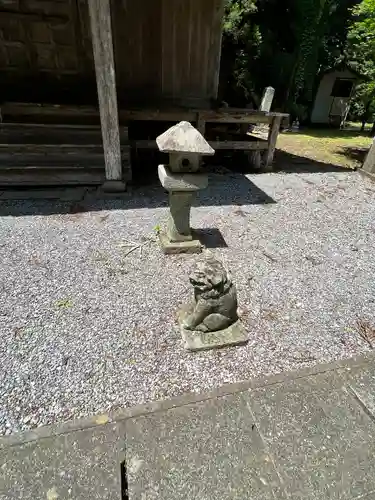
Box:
[260, 86, 275, 112]
[178, 254, 248, 351]
[157, 121, 215, 254]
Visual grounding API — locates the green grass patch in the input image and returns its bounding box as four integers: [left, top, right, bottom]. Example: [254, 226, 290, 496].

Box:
[277, 128, 372, 169]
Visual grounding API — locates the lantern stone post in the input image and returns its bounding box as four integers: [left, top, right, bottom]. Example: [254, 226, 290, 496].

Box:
[156, 121, 215, 254]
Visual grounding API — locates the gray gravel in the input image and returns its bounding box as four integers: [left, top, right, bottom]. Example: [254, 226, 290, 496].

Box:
[1, 169, 375, 435]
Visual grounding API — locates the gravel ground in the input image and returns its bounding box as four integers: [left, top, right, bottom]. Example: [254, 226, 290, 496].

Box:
[1, 169, 375, 435]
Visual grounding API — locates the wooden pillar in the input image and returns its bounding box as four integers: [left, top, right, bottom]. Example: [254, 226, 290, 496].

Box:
[248, 151, 262, 171]
[265, 115, 282, 170]
[196, 112, 206, 136]
[88, 0, 125, 192]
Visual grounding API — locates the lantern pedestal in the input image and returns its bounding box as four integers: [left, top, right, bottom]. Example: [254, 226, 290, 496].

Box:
[158, 165, 208, 254]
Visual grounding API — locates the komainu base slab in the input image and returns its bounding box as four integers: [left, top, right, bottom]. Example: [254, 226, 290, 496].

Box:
[178, 305, 248, 352]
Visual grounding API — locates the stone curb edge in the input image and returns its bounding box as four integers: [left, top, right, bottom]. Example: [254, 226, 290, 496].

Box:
[1, 351, 374, 450]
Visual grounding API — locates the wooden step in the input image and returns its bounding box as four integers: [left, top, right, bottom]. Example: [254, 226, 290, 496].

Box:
[0, 144, 130, 153]
[0, 123, 129, 144]
[0, 144, 130, 166]
[0, 123, 132, 186]
[0, 146, 131, 170]
[0, 167, 106, 186]
[1, 103, 100, 125]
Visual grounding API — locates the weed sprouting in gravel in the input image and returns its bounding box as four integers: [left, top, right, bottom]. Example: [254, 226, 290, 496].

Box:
[55, 299, 73, 309]
[355, 317, 375, 349]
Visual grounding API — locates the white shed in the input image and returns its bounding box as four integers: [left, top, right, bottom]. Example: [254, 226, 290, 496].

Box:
[311, 65, 362, 126]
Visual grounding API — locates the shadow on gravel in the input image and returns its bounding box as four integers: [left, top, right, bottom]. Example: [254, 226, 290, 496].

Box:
[0, 172, 275, 217]
[336, 146, 368, 165]
[273, 150, 353, 174]
[194, 228, 228, 249]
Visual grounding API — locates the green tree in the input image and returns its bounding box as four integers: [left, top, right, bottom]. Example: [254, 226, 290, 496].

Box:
[220, 0, 363, 119]
[347, 0, 375, 132]
[220, 0, 261, 106]
[315, 0, 361, 73]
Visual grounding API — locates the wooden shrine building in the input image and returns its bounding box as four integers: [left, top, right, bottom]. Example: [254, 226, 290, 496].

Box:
[0, 0, 287, 189]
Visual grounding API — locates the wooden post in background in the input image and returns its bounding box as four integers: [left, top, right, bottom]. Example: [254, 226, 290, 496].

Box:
[265, 115, 282, 170]
[88, 0, 125, 192]
[196, 112, 206, 136]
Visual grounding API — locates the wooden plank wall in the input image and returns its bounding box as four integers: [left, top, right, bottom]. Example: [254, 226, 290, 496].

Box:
[111, 0, 161, 105]
[161, 0, 224, 104]
[112, 0, 224, 107]
[0, 0, 224, 107]
[0, 0, 96, 103]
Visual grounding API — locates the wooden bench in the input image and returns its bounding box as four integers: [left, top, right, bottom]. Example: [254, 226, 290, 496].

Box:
[123, 107, 288, 169]
[1, 103, 289, 177]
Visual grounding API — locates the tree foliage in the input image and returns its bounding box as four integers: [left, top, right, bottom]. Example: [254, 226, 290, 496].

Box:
[221, 0, 367, 121]
[346, 0, 375, 129]
[220, 0, 261, 106]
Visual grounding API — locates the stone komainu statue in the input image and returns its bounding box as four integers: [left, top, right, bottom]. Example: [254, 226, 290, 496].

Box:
[182, 256, 239, 333]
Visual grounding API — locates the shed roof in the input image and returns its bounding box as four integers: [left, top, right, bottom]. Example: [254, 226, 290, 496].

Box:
[322, 62, 367, 80]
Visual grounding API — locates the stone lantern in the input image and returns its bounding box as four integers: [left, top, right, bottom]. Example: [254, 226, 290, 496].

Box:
[157, 121, 215, 254]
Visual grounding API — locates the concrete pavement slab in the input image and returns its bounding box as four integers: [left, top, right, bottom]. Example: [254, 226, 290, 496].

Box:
[1, 354, 375, 500]
[248, 371, 375, 500]
[0, 423, 125, 500]
[124, 392, 287, 500]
